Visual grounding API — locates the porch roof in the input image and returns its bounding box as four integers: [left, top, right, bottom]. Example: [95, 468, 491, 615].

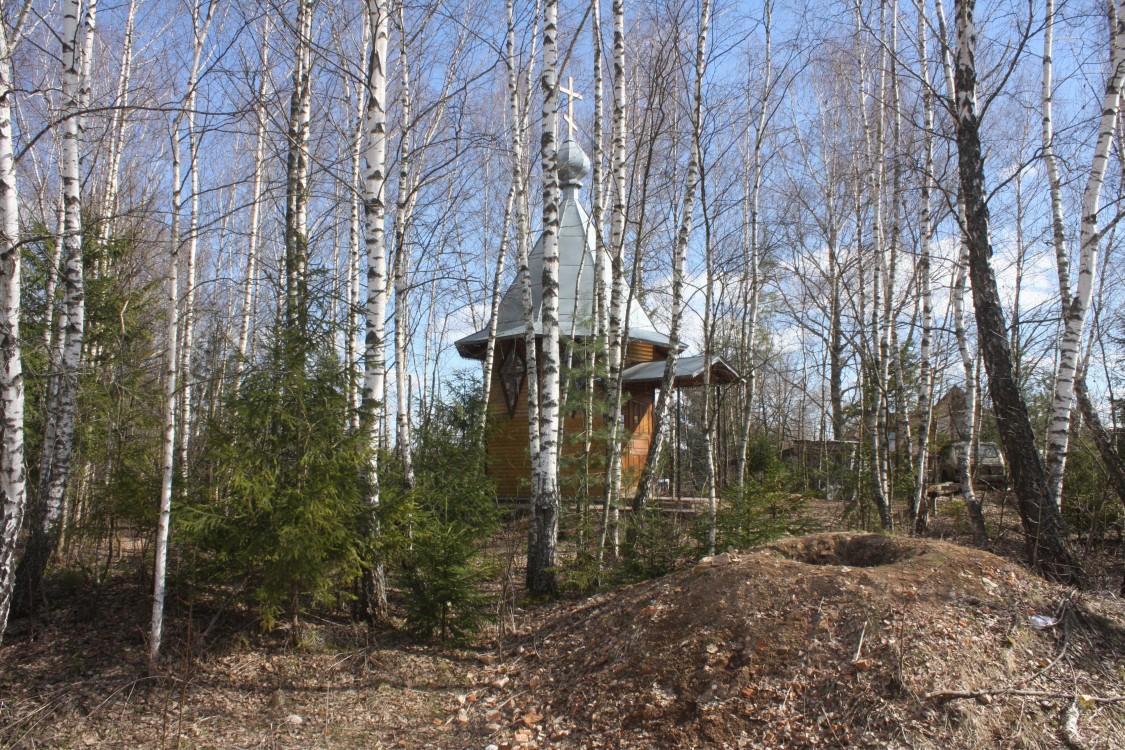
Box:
[621, 355, 741, 388]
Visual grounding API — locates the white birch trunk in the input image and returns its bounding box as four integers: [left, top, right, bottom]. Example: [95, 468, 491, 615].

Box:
[477, 181, 513, 437]
[737, 1, 770, 487]
[361, 0, 391, 620]
[911, 0, 936, 532]
[598, 0, 627, 565]
[393, 14, 415, 488]
[516, 2, 541, 509]
[0, 25, 26, 643]
[178, 91, 199, 476]
[25, 0, 94, 609]
[43, 202, 63, 354]
[283, 0, 314, 337]
[700, 185, 717, 554]
[148, 0, 214, 657]
[97, 0, 138, 247]
[175, 0, 214, 483]
[346, 86, 365, 425]
[1042, 0, 1071, 314]
[346, 20, 369, 426]
[150, 128, 181, 671]
[1045, 0, 1125, 509]
[528, 0, 560, 598]
[236, 17, 271, 386]
[632, 0, 710, 514]
[953, 216, 987, 544]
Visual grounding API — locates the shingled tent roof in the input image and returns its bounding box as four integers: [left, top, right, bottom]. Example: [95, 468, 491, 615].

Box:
[455, 138, 671, 361]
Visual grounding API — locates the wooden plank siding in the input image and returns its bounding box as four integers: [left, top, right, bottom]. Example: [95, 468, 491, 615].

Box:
[486, 337, 662, 499]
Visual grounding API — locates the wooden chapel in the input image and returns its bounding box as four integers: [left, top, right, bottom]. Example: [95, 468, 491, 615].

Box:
[455, 137, 739, 500]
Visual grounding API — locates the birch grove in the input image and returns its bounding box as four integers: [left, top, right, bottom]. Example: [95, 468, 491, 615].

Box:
[0, 0, 1118, 642]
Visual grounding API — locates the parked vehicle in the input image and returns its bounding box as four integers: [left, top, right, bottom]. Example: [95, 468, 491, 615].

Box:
[937, 441, 1007, 486]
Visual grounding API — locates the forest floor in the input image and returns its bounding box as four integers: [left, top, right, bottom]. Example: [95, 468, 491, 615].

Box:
[2, 493, 1125, 749]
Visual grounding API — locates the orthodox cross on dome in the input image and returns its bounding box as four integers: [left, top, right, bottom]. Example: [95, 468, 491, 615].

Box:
[559, 76, 582, 138]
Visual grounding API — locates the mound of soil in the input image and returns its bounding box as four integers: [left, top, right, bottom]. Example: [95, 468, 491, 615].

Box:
[484, 533, 1125, 749]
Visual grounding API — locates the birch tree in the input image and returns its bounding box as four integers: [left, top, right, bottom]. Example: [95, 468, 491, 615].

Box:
[1044, 0, 1125, 509]
[527, 0, 559, 598]
[150, 125, 181, 671]
[515, 2, 542, 570]
[19, 0, 97, 612]
[598, 0, 627, 565]
[283, 0, 315, 345]
[361, 0, 391, 621]
[0, 4, 29, 643]
[910, 0, 935, 532]
[177, 0, 216, 478]
[150, 0, 216, 665]
[236, 16, 272, 385]
[951, 0, 1080, 583]
[392, 12, 415, 489]
[632, 0, 710, 516]
[479, 0, 538, 437]
[737, 1, 771, 487]
[97, 0, 139, 247]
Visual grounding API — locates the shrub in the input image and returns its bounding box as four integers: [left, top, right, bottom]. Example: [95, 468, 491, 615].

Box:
[382, 374, 499, 641]
[399, 518, 495, 642]
[181, 339, 369, 631]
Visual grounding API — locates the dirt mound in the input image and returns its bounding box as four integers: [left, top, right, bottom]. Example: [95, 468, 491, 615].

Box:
[486, 533, 1125, 749]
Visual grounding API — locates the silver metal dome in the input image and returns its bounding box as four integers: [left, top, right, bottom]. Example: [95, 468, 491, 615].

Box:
[557, 138, 591, 187]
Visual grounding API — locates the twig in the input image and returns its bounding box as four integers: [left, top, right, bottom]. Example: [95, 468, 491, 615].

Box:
[852, 620, 867, 663]
[1016, 616, 1070, 687]
[927, 688, 1125, 704]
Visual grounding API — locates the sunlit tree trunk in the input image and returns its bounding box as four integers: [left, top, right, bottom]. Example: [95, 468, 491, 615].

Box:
[477, 183, 513, 437]
[911, 0, 935, 532]
[0, 21, 26, 644]
[151, 0, 215, 660]
[150, 125, 182, 671]
[345, 62, 366, 426]
[175, 0, 214, 487]
[700, 172, 717, 554]
[528, 0, 560, 598]
[236, 16, 271, 387]
[20, 0, 96, 614]
[952, 236, 986, 543]
[633, 0, 709, 515]
[283, 0, 315, 345]
[737, 0, 770, 487]
[952, 0, 1080, 584]
[1045, 0, 1125, 509]
[393, 10, 415, 488]
[97, 0, 138, 247]
[361, 0, 391, 621]
[516, 0, 542, 541]
[599, 0, 626, 566]
[1042, 0, 1070, 315]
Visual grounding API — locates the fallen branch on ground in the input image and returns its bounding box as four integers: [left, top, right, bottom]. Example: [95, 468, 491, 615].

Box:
[926, 689, 1125, 705]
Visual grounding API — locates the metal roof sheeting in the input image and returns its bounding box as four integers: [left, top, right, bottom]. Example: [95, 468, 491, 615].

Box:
[456, 139, 669, 360]
[621, 355, 741, 387]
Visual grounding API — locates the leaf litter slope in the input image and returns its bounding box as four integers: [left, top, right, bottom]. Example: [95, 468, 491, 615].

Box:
[487, 533, 1125, 749]
[3, 532, 1125, 750]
